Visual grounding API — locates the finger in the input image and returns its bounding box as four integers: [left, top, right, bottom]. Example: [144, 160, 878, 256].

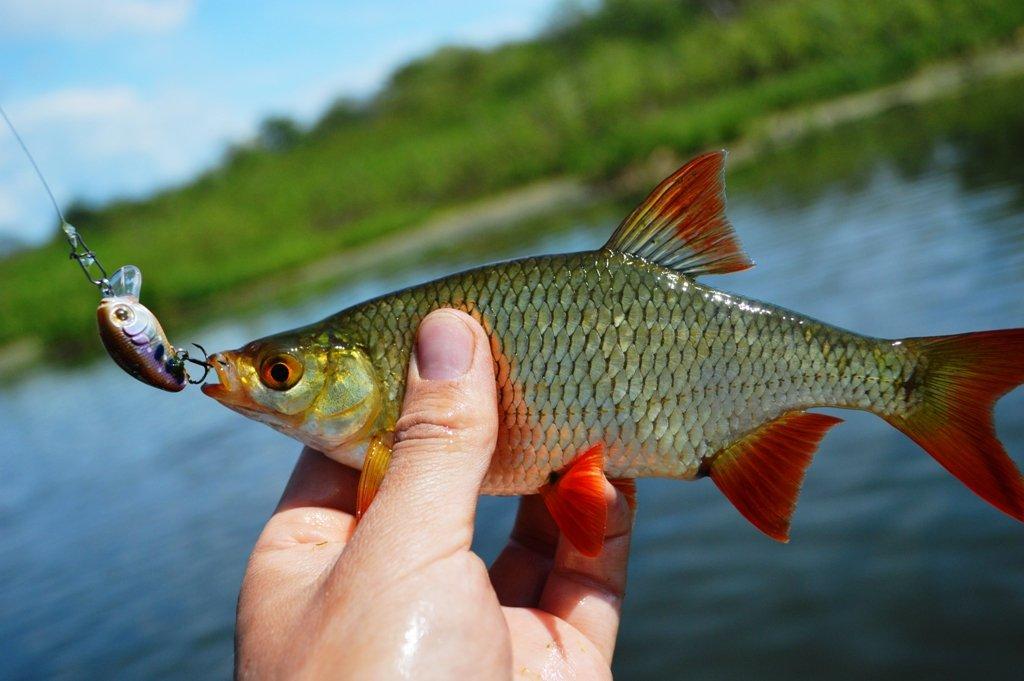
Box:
[489, 495, 559, 607]
[538, 479, 634, 663]
[253, 447, 359, 554]
[344, 309, 498, 569]
[277, 447, 360, 514]
[241, 448, 360, 622]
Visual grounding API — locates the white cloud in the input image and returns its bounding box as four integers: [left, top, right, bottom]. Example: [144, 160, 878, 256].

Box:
[0, 84, 251, 245]
[0, 0, 194, 39]
[0, 180, 21, 223]
[0, 161, 60, 246]
[9, 86, 140, 122]
[0, 0, 559, 246]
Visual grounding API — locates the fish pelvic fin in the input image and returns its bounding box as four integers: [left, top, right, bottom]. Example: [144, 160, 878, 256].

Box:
[708, 411, 843, 542]
[540, 443, 608, 557]
[886, 329, 1024, 522]
[603, 150, 753, 277]
[356, 433, 393, 519]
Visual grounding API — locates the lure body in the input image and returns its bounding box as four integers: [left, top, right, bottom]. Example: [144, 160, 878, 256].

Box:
[203, 151, 1024, 554]
[96, 266, 186, 392]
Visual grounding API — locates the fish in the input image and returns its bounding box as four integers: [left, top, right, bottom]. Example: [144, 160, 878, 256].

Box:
[202, 151, 1024, 556]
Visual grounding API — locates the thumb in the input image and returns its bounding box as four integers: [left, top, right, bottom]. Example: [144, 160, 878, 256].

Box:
[353, 309, 498, 562]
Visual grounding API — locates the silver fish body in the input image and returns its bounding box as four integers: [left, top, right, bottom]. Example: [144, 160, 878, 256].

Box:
[333, 250, 915, 494]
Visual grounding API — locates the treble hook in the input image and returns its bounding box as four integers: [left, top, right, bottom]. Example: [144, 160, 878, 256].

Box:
[183, 342, 215, 385]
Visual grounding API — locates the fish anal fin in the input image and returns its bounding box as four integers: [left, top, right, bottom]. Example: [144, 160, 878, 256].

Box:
[356, 433, 393, 519]
[708, 412, 842, 542]
[540, 443, 608, 557]
[604, 150, 753, 277]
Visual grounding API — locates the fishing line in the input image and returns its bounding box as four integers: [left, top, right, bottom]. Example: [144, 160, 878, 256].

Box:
[0, 104, 68, 228]
[1, 102, 212, 391]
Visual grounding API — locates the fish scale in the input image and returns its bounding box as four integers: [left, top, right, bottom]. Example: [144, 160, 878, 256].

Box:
[339, 250, 906, 494]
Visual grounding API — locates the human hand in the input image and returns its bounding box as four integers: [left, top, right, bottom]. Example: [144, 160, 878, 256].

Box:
[235, 309, 635, 679]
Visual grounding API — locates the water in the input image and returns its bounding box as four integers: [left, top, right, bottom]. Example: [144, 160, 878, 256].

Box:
[3, 82, 1024, 679]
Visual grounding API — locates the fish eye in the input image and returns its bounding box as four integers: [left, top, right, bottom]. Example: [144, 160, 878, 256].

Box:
[258, 354, 304, 391]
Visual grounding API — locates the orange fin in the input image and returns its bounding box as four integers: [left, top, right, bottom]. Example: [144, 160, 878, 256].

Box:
[540, 443, 608, 557]
[356, 434, 393, 519]
[708, 411, 842, 542]
[604, 150, 753, 277]
[889, 330, 1024, 521]
[610, 478, 637, 512]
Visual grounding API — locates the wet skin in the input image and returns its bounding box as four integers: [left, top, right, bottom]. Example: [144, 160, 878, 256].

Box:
[235, 311, 635, 680]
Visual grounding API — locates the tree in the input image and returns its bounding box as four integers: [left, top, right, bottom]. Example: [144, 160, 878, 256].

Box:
[257, 116, 302, 152]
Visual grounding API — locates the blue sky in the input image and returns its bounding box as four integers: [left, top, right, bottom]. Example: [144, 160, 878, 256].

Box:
[0, 0, 557, 247]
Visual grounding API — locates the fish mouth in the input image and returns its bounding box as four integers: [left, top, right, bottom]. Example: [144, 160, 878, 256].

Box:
[201, 350, 303, 429]
[201, 352, 244, 403]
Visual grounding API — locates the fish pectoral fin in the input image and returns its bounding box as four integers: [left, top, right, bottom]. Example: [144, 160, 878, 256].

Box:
[540, 443, 608, 557]
[356, 433, 394, 519]
[707, 411, 843, 543]
[603, 150, 753, 277]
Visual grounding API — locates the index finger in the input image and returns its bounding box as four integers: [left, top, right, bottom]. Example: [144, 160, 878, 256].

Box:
[276, 447, 359, 515]
[237, 449, 360, 644]
[489, 495, 559, 607]
[253, 447, 360, 554]
[538, 479, 635, 663]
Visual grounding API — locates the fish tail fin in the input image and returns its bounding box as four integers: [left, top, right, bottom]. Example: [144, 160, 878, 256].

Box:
[885, 329, 1024, 522]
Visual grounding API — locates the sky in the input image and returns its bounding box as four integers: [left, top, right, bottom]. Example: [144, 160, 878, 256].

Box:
[0, 0, 558, 248]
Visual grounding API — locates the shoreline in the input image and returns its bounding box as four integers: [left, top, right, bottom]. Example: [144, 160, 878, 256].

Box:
[211, 39, 1024, 313]
[4, 40, 1024, 375]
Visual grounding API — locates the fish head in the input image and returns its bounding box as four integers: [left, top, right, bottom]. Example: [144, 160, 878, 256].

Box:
[202, 329, 380, 454]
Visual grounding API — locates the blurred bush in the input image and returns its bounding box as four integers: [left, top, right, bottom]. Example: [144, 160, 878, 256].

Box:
[2, 0, 1023, 360]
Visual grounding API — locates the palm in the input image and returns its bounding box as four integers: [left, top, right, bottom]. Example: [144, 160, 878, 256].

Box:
[236, 450, 630, 680]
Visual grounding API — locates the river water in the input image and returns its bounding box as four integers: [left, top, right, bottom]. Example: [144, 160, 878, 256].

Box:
[2, 80, 1023, 679]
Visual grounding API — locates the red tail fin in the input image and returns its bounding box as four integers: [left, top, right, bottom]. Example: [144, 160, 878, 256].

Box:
[888, 329, 1024, 521]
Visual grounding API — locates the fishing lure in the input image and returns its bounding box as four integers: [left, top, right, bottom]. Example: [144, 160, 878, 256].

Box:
[1, 105, 210, 391]
[95, 265, 210, 391]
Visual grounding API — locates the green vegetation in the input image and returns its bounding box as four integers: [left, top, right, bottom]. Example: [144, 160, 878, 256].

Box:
[3, 0, 1024, 361]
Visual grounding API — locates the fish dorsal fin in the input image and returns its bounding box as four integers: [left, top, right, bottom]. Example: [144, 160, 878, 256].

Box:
[604, 150, 753, 277]
[707, 411, 843, 542]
